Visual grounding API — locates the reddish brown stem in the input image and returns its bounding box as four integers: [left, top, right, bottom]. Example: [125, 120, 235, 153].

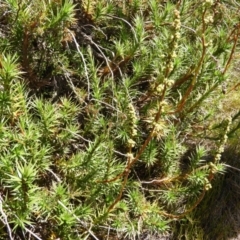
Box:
[223, 33, 239, 75]
[175, 9, 207, 114]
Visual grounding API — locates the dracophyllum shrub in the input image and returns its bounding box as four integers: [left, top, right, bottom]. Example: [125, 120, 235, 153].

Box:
[81, 0, 239, 234]
[0, 55, 102, 239]
[0, 0, 240, 239]
[0, 54, 131, 239]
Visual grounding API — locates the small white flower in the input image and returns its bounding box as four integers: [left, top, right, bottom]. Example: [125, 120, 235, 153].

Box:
[157, 84, 164, 93]
[175, 32, 181, 39]
[215, 153, 221, 162]
[159, 100, 168, 106]
[227, 116, 232, 123]
[205, 0, 214, 5]
[167, 79, 174, 87]
[128, 139, 136, 147]
[132, 128, 137, 137]
[173, 42, 178, 49]
[127, 153, 134, 160]
[218, 146, 224, 154]
[171, 51, 177, 58]
[168, 62, 174, 72]
[174, 19, 181, 30]
[174, 9, 180, 18]
[204, 15, 213, 24]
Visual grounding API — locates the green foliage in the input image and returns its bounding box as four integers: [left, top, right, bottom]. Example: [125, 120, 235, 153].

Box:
[0, 0, 239, 239]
